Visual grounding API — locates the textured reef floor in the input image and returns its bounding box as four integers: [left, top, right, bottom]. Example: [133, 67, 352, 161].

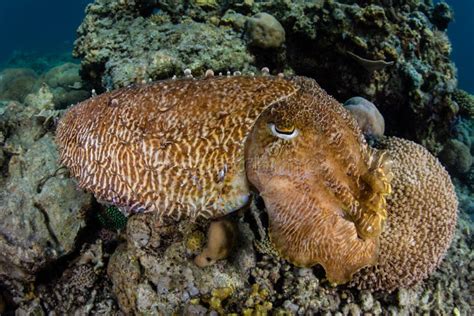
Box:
[0, 0, 473, 315]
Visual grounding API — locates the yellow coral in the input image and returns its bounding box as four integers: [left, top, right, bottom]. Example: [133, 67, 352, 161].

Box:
[185, 231, 205, 252]
[206, 286, 234, 313]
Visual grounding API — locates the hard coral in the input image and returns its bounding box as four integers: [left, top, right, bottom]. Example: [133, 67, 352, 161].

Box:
[0, 68, 38, 102]
[452, 89, 474, 118]
[351, 137, 458, 292]
[245, 12, 286, 49]
[438, 139, 473, 175]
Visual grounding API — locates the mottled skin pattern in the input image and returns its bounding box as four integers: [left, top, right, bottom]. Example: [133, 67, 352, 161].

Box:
[57, 76, 297, 221]
[56, 75, 391, 283]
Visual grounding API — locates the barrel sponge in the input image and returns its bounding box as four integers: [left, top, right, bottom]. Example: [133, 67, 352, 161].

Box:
[350, 137, 458, 292]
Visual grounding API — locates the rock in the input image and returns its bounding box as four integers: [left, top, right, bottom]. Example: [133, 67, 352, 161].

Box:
[0, 68, 38, 102]
[24, 84, 55, 111]
[43, 63, 81, 88]
[359, 290, 374, 311]
[396, 288, 421, 309]
[342, 303, 362, 316]
[439, 139, 473, 174]
[185, 303, 208, 315]
[107, 213, 254, 314]
[41, 63, 91, 108]
[344, 96, 385, 137]
[246, 12, 285, 49]
[0, 101, 93, 297]
[73, 7, 254, 89]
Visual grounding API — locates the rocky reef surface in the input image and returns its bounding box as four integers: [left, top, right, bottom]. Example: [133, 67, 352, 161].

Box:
[0, 62, 90, 108]
[0, 83, 93, 308]
[0, 0, 472, 315]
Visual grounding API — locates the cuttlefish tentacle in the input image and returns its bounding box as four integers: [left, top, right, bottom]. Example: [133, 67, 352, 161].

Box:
[347, 148, 393, 240]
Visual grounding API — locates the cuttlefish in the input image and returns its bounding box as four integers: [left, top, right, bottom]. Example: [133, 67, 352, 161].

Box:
[56, 74, 392, 284]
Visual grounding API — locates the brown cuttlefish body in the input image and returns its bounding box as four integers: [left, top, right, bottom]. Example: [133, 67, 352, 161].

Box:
[56, 74, 392, 284]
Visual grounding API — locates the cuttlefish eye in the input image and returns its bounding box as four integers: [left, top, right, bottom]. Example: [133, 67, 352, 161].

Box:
[269, 123, 299, 140]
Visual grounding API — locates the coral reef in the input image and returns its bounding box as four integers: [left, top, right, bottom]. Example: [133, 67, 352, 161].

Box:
[107, 213, 253, 314]
[0, 97, 93, 300]
[245, 13, 285, 49]
[42, 63, 91, 108]
[453, 89, 474, 118]
[14, 240, 121, 315]
[0, 63, 90, 109]
[104, 197, 471, 314]
[0, 0, 471, 314]
[74, 1, 255, 89]
[0, 50, 77, 75]
[74, 0, 458, 153]
[439, 139, 473, 174]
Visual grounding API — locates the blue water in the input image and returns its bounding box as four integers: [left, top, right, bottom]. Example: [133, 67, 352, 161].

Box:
[447, 0, 474, 93]
[0, 0, 91, 65]
[0, 0, 472, 92]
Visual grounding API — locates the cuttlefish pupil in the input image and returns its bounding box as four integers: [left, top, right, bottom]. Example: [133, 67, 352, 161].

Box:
[269, 123, 298, 139]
